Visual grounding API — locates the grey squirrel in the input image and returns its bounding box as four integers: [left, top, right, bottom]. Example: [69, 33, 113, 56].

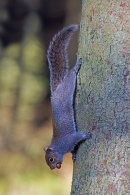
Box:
[44, 24, 91, 170]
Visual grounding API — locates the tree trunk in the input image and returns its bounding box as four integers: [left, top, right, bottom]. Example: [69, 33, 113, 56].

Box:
[71, 0, 130, 194]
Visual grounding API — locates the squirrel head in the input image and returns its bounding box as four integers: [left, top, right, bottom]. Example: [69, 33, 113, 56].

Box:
[44, 147, 63, 170]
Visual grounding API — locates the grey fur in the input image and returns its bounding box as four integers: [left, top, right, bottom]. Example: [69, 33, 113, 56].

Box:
[44, 25, 91, 170]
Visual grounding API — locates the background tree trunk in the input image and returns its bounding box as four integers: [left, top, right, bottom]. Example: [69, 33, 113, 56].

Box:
[71, 0, 130, 194]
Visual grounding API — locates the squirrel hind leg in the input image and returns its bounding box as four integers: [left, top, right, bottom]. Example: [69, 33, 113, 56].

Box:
[72, 58, 82, 73]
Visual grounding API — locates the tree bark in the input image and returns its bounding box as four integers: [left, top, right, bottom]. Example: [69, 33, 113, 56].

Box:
[71, 0, 130, 194]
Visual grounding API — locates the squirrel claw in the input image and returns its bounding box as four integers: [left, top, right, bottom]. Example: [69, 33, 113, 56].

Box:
[71, 150, 76, 162]
[85, 132, 92, 139]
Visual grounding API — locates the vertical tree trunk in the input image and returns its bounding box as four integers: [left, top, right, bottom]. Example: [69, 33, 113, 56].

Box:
[71, 0, 130, 194]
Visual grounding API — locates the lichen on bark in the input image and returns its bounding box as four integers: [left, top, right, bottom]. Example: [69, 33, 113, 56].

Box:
[71, 0, 130, 194]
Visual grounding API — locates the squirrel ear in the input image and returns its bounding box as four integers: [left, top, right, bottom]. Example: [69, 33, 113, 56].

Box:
[43, 147, 48, 152]
[43, 148, 54, 153]
[47, 147, 55, 153]
[43, 147, 54, 153]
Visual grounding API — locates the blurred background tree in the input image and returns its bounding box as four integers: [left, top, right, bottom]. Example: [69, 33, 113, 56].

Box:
[0, 0, 81, 194]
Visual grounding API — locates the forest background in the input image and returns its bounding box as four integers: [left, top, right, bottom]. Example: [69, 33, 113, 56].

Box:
[0, 0, 81, 194]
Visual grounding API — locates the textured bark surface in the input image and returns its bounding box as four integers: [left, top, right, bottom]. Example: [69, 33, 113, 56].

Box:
[71, 0, 130, 194]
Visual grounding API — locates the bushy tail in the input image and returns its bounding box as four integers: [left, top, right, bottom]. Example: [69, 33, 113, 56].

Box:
[47, 24, 78, 93]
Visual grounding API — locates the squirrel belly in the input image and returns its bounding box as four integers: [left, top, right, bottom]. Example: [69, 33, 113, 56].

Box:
[44, 25, 91, 170]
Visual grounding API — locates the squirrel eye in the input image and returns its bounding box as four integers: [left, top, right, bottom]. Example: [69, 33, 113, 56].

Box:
[49, 158, 54, 162]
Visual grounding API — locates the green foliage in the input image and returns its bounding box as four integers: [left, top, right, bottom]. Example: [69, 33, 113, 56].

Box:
[0, 10, 73, 195]
[0, 152, 71, 195]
